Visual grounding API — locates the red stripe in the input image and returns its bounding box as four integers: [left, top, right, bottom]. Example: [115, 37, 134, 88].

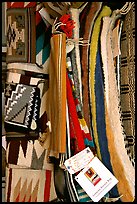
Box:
[15, 194, 20, 202]
[44, 170, 51, 202]
[22, 195, 26, 202]
[7, 2, 11, 9]
[10, 2, 25, 8]
[24, 2, 36, 8]
[28, 196, 31, 202]
[67, 73, 85, 154]
[36, 10, 42, 26]
[7, 2, 37, 8]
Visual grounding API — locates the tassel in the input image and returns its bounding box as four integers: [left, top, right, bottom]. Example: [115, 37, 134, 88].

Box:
[59, 14, 75, 38]
[66, 38, 90, 46]
[59, 153, 66, 169]
[115, 2, 134, 15]
[52, 14, 75, 38]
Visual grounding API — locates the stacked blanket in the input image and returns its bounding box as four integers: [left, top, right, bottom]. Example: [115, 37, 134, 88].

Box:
[4, 2, 135, 202]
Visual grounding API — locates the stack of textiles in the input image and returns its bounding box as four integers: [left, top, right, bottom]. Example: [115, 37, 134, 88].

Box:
[3, 2, 135, 202]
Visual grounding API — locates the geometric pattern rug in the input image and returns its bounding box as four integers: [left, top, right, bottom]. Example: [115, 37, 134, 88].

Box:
[5, 167, 57, 202]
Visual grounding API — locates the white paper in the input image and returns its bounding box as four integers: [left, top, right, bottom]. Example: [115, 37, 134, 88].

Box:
[75, 156, 118, 202]
[64, 147, 94, 174]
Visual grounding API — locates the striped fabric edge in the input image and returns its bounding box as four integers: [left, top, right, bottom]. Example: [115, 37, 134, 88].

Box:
[70, 8, 83, 105]
[64, 102, 79, 202]
[80, 2, 103, 131]
[104, 11, 135, 201]
[95, 47, 120, 198]
[89, 5, 112, 161]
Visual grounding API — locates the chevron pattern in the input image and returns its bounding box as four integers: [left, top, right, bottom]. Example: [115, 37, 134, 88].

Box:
[6, 139, 54, 170]
[6, 167, 57, 202]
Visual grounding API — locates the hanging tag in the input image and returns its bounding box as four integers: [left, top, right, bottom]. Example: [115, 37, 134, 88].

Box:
[64, 147, 94, 174]
[75, 156, 118, 202]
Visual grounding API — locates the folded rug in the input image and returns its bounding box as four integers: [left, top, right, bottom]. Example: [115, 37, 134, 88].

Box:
[48, 33, 66, 157]
[101, 8, 135, 201]
[80, 2, 102, 130]
[119, 3, 135, 167]
[89, 5, 112, 160]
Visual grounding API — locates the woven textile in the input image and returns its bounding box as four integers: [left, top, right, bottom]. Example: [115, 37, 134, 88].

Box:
[4, 82, 40, 137]
[102, 10, 135, 202]
[4, 2, 135, 202]
[6, 7, 36, 63]
[6, 139, 54, 170]
[5, 2, 57, 202]
[69, 8, 83, 105]
[89, 5, 112, 160]
[120, 3, 135, 167]
[5, 167, 57, 202]
[79, 2, 102, 130]
[5, 63, 49, 140]
[65, 104, 80, 202]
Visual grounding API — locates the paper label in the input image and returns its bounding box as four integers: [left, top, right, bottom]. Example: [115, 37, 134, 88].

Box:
[64, 147, 94, 174]
[75, 156, 118, 202]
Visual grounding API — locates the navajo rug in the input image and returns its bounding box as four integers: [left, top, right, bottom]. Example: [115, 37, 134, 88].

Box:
[5, 2, 57, 202]
[119, 3, 135, 167]
[101, 8, 135, 201]
[79, 2, 102, 130]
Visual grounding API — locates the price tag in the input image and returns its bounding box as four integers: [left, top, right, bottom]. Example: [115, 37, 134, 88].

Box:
[64, 147, 94, 174]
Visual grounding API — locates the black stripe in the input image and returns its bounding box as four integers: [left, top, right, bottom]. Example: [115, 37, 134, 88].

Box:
[121, 113, 131, 118]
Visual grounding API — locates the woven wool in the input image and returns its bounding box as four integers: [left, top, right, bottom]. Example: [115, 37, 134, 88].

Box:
[79, 2, 102, 130]
[120, 3, 135, 167]
[6, 139, 55, 170]
[6, 63, 49, 142]
[4, 2, 135, 203]
[89, 5, 112, 160]
[69, 8, 83, 105]
[5, 167, 57, 202]
[100, 16, 111, 110]
[67, 57, 94, 150]
[66, 72, 85, 154]
[94, 47, 120, 198]
[104, 10, 135, 202]
[64, 104, 79, 202]
[5, 2, 58, 202]
[66, 57, 94, 202]
[105, 104, 135, 202]
[6, 7, 36, 63]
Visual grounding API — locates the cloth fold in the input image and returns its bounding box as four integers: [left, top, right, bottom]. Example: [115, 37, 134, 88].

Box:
[48, 33, 66, 156]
